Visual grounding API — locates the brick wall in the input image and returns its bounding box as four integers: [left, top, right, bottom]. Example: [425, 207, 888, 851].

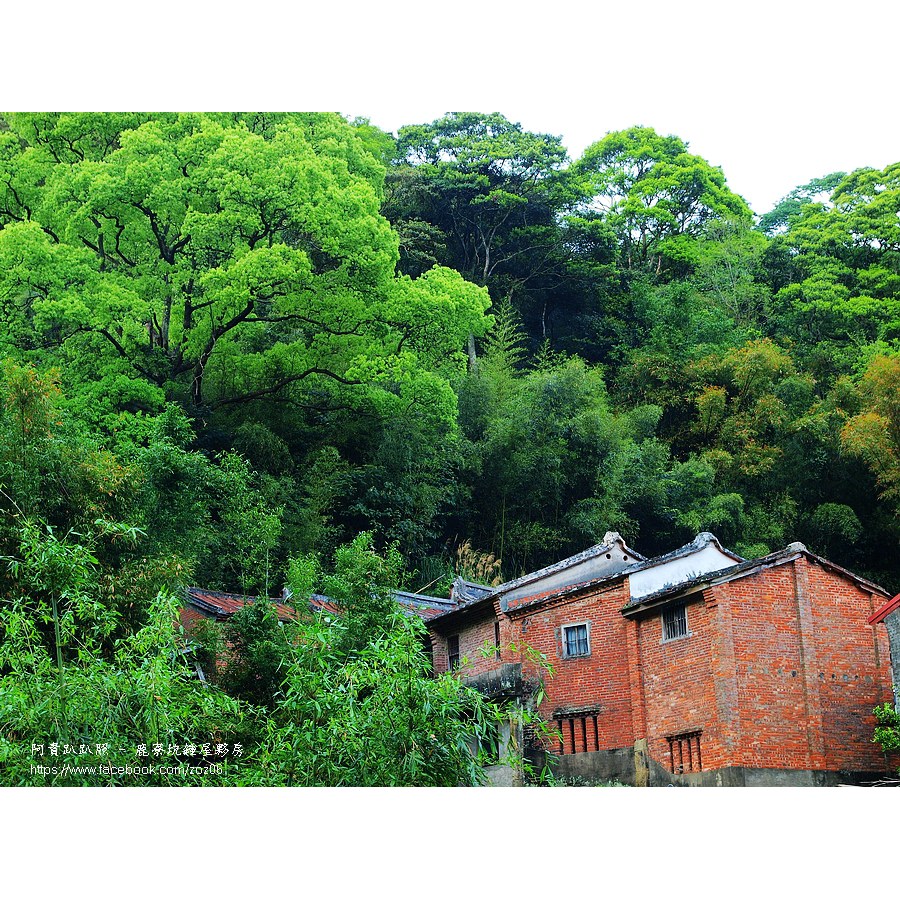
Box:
[506, 581, 635, 753]
[426, 552, 899, 782]
[801, 559, 895, 772]
[637, 594, 726, 773]
[720, 565, 821, 770]
[635, 558, 898, 777]
[432, 606, 501, 678]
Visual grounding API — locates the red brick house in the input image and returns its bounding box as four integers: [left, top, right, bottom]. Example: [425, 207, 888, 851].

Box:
[427, 532, 899, 785]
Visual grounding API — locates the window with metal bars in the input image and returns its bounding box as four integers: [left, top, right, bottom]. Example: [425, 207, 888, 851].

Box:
[447, 634, 460, 671]
[667, 731, 702, 774]
[555, 714, 601, 754]
[562, 623, 590, 658]
[662, 603, 688, 641]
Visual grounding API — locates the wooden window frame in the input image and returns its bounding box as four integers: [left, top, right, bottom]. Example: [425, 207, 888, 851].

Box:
[447, 634, 460, 671]
[561, 622, 591, 659]
[661, 603, 690, 643]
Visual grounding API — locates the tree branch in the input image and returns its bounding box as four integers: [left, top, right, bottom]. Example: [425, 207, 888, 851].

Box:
[208, 367, 364, 409]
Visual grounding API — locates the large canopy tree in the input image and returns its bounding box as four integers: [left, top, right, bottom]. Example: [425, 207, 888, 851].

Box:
[384, 112, 587, 351]
[572, 126, 753, 276]
[387, 112, 571, 284]
[769, 163, 900, 376]
[0, 113, 491, 421]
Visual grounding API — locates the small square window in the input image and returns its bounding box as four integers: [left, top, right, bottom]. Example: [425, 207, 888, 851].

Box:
[562, 623, 590, 658]
[448, 634, 460, 671]
[662, 603, 688, 641]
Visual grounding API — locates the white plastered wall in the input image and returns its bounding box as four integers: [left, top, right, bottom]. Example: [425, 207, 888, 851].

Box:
[628, 545, 737, 601]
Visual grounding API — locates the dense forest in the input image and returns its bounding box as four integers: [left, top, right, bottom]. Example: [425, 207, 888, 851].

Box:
[1, 112, 898, 784]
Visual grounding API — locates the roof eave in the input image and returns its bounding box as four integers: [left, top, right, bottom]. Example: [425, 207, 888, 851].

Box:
[489, 533, 645, 602]
[622, 546, 892, 617]
[868, 593, 900, 625]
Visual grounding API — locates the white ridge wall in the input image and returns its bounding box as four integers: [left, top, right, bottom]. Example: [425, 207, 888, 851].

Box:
[629, 544, 737, 601]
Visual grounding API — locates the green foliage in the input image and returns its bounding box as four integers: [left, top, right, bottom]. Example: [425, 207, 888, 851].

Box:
[390, 112, 570, 284]
[319, 532, 404, 656]
[758, 172, 845, 236]
[457, 341, 679, 571]
[873, 703, 900, 757]
[692, 217, 772, 327]
[573, 126, 752, 276]
[249, 610, 503, 786]
[2, 112, 900, 786]
[0, 112, 491, 426]
[252, 534, 516, 785]
[841, 354, 900, 508]
[0, 517, 249, 786]
[386, 112, 580, 348]
[770, 163, 900, 375]
[217, 599, 293, 709]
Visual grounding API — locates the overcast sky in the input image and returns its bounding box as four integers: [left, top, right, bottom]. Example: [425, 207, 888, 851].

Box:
[10, 1, 900, 217]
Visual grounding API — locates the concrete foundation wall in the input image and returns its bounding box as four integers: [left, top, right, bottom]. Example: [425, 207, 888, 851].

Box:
[550, 747, 637, 785]
[544, 746, 892, 787]
[483, 763, 521, 786]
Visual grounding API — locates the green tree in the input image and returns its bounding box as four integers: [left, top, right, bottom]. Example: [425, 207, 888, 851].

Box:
[457, 323, 680, 571]
[758, 172, 846, 236]
[841, 354, 900, 509]
[215, 599, 293, 709]
[769, 163, 900, 376]
[385, 112, 579, 352]
[243, 532, 511, 786]
[874, 703, 900, 761]
[0, 513, 250, 786]
[572, 126, 752, 276]
[0, 113, 491, 418]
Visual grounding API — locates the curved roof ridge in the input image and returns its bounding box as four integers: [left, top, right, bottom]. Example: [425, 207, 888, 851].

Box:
[490, 532, 645, 599]
[634, 532, 744, 571]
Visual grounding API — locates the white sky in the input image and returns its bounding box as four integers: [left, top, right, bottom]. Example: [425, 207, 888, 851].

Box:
[10, 1, 900, 217]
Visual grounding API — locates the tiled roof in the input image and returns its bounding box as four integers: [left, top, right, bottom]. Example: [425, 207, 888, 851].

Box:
[187, 586, 454, 624]
[429, 532, 743, 622]
[633, 531, 742, 571]
[491, 531, 646, 603]
[394, 590, 457, 621]
[185, 587, 299, 622]
[432, 532, 646, 624]
[505, 532, 744, 614]
[309, 593, 342, 615]
[622, 542, 891, 615]
[450, 577, 494, 605]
